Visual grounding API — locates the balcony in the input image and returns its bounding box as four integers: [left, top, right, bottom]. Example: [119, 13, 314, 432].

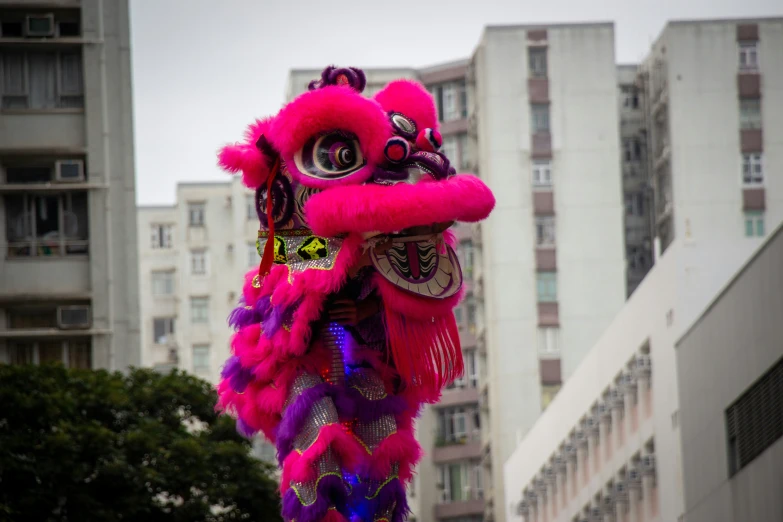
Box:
[0, 111, 85, 153]
[435, 499, 485, 519]
[440, 386, 479, 408]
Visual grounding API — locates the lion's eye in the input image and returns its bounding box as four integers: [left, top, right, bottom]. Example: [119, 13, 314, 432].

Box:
[295, 131, 365, 179]
[389, 112, 417, 137]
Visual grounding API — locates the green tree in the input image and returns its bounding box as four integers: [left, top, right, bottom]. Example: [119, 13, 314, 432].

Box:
[0, 364, 281, 522]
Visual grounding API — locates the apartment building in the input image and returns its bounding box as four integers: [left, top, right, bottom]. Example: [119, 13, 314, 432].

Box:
[0, 0, 140, 370]
[503, 16, 783, 522]
[501, 226, 773, 522]
[138, 179, 259, 379]
[638, 18, 783, 256]
[471, 23, 627, 522]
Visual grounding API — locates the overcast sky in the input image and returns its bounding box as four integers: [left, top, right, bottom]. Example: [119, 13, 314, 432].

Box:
[130, 0, 779, 205]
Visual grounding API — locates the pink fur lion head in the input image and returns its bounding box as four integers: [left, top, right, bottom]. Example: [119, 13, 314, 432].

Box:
[219, 66, 494, 308]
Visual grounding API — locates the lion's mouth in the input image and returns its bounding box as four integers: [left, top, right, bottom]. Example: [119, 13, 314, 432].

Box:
[368, 223, 462, 300]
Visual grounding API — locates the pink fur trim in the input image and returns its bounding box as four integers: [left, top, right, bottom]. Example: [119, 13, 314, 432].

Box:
[305, 174, 495, 238]
[373, 79, 438, 133]
[268, 87, 391, 189]
[217, 118, 273, 188]
[359, 427, 422, 483]
[280, 424, 363, 491]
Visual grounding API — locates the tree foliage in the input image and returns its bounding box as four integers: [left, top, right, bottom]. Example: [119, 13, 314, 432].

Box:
[0, 364, 281, 522]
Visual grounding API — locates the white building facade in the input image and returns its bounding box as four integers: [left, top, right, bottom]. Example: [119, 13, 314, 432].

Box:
[472, 24, 627, 522]
[0, 0, 140, 371]
[138, 179, 259, 380]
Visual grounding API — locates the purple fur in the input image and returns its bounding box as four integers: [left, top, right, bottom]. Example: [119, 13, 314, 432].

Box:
[282, 474, 348, 522]
[275, 383, 334, 462]
[347, 390, 408, 423]
[227, 296, 271, 330]
[236, 417, 256, 438]
[220, 355, 241, 380]
[349, 476, 409, 522]
[262, 304, 286, 337]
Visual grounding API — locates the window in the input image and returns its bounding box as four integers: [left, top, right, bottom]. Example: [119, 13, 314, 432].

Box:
[536, 272, 557, 303]
[541, 383, 562, 410]
[441, 136, 459, 168]
[247, 242, 258, 268]
[739, 99, 761, 129]
[625, 192, 645, 217]
[437, 406, 480, 444]
[628, 246, 650, 271]
[538, 327, 560, 355]
[192, 344, 210, 374]
[528, 47, 547, 78]
[458, 240, 474, 278]
[191, 250, 207, 275]
[150, 224, 173, 249]
[433, 81, 468, 122]
[151, 271, 175, 296]
[457, 133, 471, 170]
[744, 211, 765, 238]
[246, 194, 257, 221]
[438, 461, 483, 502]
[5, 340, 91, 368]
[742, 153, 763, 186]
[621, 85, 640, 109]
[535, 216, 556, 247]
[465, 350, 479, 388]
[531, 104, 550, 133]
[4, 192, 89, 257]
[190, 297, 209, 323]
[466, 297, 477, 334]
[738, 41, 759, 71]
[454, 306, 464, 326]
[725, 356, 782, 476]
[532, 160, 552, 187]
[153, 317, 175, 344]
[0, 50, 84, 109]
[188, 202, 205, 227]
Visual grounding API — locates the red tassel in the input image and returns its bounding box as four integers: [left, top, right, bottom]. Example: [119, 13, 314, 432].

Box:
[383, 308, 463, 401]
[258, 157, 281, 279]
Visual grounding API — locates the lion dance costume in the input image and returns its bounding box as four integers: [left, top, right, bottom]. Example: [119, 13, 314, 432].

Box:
[216, 66, 495, 522]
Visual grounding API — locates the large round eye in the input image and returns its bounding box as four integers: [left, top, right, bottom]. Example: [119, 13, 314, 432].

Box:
[390, 112, 417, 137]
[295, 131, 365, 179]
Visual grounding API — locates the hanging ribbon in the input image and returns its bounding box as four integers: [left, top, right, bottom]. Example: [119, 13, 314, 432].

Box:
[257, 157, 281, 279]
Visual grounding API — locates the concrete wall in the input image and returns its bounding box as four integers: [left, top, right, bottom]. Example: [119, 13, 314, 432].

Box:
[677, 224, 783, 522]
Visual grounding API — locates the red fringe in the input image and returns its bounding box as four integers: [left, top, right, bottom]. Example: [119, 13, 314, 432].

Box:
[383, 308, 462, 402]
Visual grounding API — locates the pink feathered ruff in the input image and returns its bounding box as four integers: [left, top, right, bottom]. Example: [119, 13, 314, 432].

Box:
[305, 174, 495, 238]
[268, 87, 392, 189]
[373, 80, 439, 133]
[217, 117, 273, 188]
[280, 423, 364, 491]
[358, 427, 422, 483]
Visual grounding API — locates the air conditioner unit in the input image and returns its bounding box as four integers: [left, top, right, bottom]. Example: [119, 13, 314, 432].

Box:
[55, 160, 85, 182]
[516, 500, 529, 516]
[598, 402, 612, 419]
[553, 455, 567, 472]
[544, 466, 557, 483]
[621, 372, 637, 393]
[575, 429, 589, 446]
[628, 468, 642, 487]
[57, 305, 91, 329]
[585, 416, 600, 434]
[24, 13, 55, 37]
[590, 507, 603, 520]
[610, 388, 625, 408]
[564, 442, 578, 458]
[642, 455, 656, 475]
[614, 480, 629, 500]
[534, 477, 547, 493]
[602, 493, 615, 512]
[635, 354, 652, 377]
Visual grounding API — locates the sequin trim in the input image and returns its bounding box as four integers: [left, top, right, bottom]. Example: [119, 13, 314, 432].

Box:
[347, 368, 388, 400]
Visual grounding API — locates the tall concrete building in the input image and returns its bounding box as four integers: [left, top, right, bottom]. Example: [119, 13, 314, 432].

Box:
[638, 18, 783, 256]
[472, 24, 627, 522]
[0, 0, 140, 370]
[502, 16, 783, 522]
[138, 179, 258, 380]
